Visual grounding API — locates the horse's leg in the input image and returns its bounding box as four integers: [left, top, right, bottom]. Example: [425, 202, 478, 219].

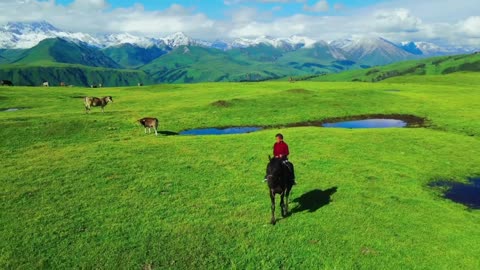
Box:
[144, 127, 147, 134]
[281, 192, 287, 217]
[154, 126, 158, 136]
[270, 190, 276, 225]
[285, 188, 291, 216]
[101, 106, 105, 113]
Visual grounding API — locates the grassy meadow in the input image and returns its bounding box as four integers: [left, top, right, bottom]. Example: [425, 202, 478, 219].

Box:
[1, 73, 480, 269]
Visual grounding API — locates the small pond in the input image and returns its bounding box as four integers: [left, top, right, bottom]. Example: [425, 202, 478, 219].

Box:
[429, 177, 480, 209]
[180, 127, 262, 136]
[177, 114, 424, 136]
[323, 119, 407, 129]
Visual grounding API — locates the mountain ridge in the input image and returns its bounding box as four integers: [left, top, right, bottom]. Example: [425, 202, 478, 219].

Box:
[0, 21, 473, 58]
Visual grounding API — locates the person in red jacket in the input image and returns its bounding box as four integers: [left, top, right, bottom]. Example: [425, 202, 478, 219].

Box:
[265, 133, 296, 184]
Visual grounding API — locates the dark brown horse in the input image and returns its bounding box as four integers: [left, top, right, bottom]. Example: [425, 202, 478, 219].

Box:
[265, 156, 294, 225]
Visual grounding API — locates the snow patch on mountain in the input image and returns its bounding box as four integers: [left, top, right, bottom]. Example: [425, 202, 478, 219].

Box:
[0, 21, 101, 49]
[100, 33, 166, 48]
[0, 21, 476, 58]
[231, 35, 318, 50]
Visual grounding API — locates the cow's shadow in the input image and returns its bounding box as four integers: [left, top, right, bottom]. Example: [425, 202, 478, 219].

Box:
[158, 130, 179, 136]
[291, 187, 337, 213]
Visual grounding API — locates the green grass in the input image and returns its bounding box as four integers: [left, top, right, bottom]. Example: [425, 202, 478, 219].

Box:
[1, 73, 480, 269]
[310, 53, 480, 82]
[0, 64, 153, 87]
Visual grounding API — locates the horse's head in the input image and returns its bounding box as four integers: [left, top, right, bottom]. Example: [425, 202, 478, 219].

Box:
[105, 96, 113, 103]
[266, 157, 283, 182]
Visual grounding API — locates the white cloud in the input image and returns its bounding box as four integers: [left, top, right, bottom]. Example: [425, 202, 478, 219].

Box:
[303, 0, 329, 12]
[0, 0, 478, 48]
[459, 16, 480, 38]
[70, 0, 108, 10]
[373, 8, 422, 33]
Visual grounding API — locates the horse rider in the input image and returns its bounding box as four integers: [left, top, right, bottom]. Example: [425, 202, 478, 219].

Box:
[264, 133, 296, 185]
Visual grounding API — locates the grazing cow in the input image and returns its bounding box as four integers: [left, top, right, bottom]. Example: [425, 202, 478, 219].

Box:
[60, 82, 66, 87]
[0, 80, 13, 86]
[138, 83, 143, 87]
[84, 96, 113, 113]
[91, 84, 97, 88]
[138, 117, 159, 136]
[42, 81, 49, 87]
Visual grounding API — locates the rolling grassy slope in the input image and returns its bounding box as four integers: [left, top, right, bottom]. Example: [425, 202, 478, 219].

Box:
[0, 49, 26, 64]
[1, 74, 480, 269]
[309, 52, 480, 82]
[141, 44, 374, 83]
[102, 44, 168, 69]
[141, 46, 304, 83]
[12, 38, 120, 68]
[0, 63, 152, 86]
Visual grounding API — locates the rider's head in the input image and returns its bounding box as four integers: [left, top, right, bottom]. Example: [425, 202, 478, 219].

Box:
[275, 133, 284, 143]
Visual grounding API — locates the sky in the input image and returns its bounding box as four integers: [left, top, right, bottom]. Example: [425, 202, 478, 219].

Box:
[0, 0, 479, 47]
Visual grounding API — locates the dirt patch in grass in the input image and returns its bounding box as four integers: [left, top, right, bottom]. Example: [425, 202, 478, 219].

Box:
[211, 100, 232, 107]
[211, 98, 244, 108]
[285, 89, 314, 94]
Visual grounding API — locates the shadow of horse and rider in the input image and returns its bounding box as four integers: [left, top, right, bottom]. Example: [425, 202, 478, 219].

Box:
[265, 156, 337, 225]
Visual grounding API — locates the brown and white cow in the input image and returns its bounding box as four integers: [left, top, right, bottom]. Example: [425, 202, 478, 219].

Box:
[84, 96, 113, 113]
[138, 117, 159, 136]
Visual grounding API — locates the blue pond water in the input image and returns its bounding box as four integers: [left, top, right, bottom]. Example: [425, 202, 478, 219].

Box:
[180, 127, 262, 136]
[429, 177, 480, 209]
[323, 119, 407, 129]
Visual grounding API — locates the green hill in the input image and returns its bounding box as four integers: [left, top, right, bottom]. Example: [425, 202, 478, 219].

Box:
[0, 49, 27, 64]
[277, 43, 366, 74]
[140, 45, 305, 83]
[309, 52, 480, 82]
[102, 44, 168, 68]
[13, 38, 120, 68]
[140, 44, 373, 83]
[0, 63, 152, 87]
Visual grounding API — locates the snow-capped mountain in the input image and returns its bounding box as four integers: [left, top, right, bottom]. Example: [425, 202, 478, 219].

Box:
[400, 41, 472, 56]
[100, 33, 166, 48]
[159, 32, 213, 48]
[0, 21, 475, 59]
[231, 35, 318, 51]
[331, 37, 414, 65]
[0, 21, 100, 49]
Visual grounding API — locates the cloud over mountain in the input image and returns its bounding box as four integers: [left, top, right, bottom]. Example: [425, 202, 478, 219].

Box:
[0, 0, 478, 48]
